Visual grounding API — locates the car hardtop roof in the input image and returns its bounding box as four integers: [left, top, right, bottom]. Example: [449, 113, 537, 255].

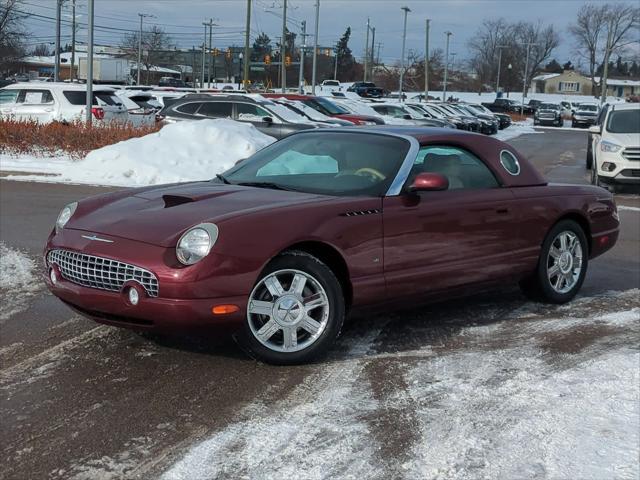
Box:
[175, 93, 268, 104]
[293, 126, 547, 188]
[262, 93, 310, 101]
[611, 102, 639, 111]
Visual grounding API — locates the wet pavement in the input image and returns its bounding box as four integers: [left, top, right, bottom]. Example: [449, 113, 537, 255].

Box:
[1, 129, 638, 479]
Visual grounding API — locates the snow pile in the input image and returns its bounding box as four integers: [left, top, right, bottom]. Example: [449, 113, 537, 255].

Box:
[0, 242, 41, 321]
[1, 119, 275, 187]
[495, 118, 538, 141]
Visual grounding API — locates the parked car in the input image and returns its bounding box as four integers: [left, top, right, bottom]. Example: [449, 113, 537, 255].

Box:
[369, 103, 455, 128]
[44, 127, 619, 364]
[560, 100, 578, 116]
[571, 103, 599, 128]
[589, 103, 640, 190]
[527, 99, 543, 112]
[158, 77, 187, 88]
[321, 80, 341, 89]
[159, 94, 317, 139]
[450, 103, 499, 134]
[346, 82, 385, 98]
[417, 103, 467, 130]
[482, 98, 533, 114]
[114, 90, 157, 126]
[272, 99, 354, 126]
[433, 103, 481, 131]
[466, 103, 511, 130]
[263, 93, 383, 125]
[0, 82, 128, 124]
[403, 104, 457, 129]
[533, 103, 563, 127]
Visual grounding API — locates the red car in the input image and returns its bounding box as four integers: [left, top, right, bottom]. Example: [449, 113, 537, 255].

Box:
[45, 127, 619, 364]
[262, 93, 383, 126]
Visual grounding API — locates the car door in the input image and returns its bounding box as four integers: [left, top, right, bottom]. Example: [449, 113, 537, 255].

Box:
[234, 102, 282, 138]
[0, 89, 19, 118]
[196, 101, 233, 121]
[12, 89, 55, 122]
[383, 145, 521, 298]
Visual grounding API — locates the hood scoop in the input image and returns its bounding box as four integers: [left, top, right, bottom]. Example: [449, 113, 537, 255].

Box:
[162, 195, 195, 208]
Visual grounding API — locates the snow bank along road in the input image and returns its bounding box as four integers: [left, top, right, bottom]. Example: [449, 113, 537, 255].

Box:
[1, 129, 639, 479]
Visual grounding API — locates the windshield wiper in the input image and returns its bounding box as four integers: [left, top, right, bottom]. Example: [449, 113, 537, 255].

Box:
[236, 181, 298, 192]
[215, 173, 231, 184]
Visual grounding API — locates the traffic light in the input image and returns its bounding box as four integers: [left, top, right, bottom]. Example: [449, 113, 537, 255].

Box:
[226, 48, 232, 59]
[285, 55, 292, 67]
[264, 54, 271, 65]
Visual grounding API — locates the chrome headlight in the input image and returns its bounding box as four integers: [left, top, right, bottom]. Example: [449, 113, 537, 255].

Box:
[600, 141, 622, 153]
[176, 223, 219, 265]
[55, 202, 77, 233]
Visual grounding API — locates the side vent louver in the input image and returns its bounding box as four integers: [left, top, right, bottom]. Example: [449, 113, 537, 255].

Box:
[340, 209, 381, 217]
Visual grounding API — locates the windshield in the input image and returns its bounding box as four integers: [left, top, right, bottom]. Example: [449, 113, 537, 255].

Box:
[221, 132, 410, 196]
[540, 103, 560, 110]
[606, 109, 640, 134]
[306, 97, 349, 115]
[259, 101, 307, 123]
[424, 105, 446, 118]
[577, 104, 598, 112]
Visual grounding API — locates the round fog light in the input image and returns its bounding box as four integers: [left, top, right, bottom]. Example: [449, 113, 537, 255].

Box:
[128, 287, 139, 306]
[50, 269, 57, 285]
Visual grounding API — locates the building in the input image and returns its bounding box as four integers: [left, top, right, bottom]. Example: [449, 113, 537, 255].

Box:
[532, 70, 593, 95]
[533, 69, 640, 98]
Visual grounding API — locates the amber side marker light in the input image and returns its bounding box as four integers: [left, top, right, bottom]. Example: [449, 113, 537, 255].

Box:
[212, 305, 240, 315]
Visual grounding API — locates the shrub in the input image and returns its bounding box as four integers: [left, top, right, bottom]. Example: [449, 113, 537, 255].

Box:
[0, 119, 162, 160]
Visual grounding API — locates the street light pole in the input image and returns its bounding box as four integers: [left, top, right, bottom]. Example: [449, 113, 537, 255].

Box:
[311, 0, 320, 94]
[364, 18, 370, 82]
[442, 31, 452, 101]
[207, 19, 214, 88]
[398, 6, 411, 101]
[520, 41, 538, 115]
[54, 0, 61, 82]
[370, 26, 375, 81]
[495, 45, 507, 94]
[71, 0, 76, 81]
[298, 20, 306, 93]
[424, 18, 430, 102]
[136, 14, 154, 85]
[334, 47, 339, 80]
[85, 0, 94, 125]
[281, 0, 287, 93]
[243, 0, 251, 89]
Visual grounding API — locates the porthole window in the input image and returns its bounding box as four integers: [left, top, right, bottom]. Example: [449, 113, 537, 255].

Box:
[500, 150, 520, 176]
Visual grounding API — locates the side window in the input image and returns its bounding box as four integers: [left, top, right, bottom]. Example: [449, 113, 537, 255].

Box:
[0, 90, 18, 104]
[176, 102, 200, 114]
[197, 102, 232, 118]
[16, 89, 54, 104]
[412, 146, 499, 190]
[236, 103, 271, 121]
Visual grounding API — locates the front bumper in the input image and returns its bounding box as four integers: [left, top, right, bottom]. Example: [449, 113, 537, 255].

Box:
[572, 118, 596, 127]
[596, 150, 640, 184]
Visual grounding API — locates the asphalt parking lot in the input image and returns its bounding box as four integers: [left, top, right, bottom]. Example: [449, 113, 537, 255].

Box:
[1, 129, 639, 480]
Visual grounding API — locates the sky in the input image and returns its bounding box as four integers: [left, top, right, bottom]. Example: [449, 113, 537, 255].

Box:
[18, 0, 638, 68]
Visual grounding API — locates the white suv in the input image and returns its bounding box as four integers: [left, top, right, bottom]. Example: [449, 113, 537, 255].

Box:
[589, 103, 639, 190]
[0, 83, 129, 124]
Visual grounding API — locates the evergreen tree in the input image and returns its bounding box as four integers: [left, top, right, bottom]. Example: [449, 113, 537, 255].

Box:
[335, 27, 355, 79]
[545, 59, 563, 73]
[562, 61, 574, 71]
[252, 32, 271, 61]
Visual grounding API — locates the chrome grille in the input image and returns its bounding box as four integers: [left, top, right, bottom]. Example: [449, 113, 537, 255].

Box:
[47, 249, 159, 297]
[622, 147, 640, 161]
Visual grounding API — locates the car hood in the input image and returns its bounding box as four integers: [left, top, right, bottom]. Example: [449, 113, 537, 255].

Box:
[334, 113, 382, 124]
[66, 182, 328, 247]
[574, 111, 597, 117]
[605, 132, 639, 146]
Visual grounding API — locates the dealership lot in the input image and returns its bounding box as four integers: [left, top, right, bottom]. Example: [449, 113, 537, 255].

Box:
[1, 129, 638, 479]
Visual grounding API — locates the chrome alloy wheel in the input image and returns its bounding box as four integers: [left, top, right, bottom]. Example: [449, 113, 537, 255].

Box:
[247, 269, 330, 353]
[546, 231, 583, 294]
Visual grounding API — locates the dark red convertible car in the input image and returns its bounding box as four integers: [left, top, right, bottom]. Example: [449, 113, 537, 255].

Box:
[44, 127, 619, 364]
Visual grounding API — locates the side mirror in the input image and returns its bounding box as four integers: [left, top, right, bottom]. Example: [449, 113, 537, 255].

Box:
[409, 172, 449, 192]
[588, 125, 601, 134]
[262, 116, 273, 124]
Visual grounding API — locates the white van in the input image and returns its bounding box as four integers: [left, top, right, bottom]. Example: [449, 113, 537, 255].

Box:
[0, 83, 128, 124]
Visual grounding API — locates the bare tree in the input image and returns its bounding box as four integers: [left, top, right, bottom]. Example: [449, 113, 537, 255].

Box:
[570, 3, 639, 96]
[515, 21, 561, 94]
[120, 26, 177, 83]
[0, 0, 27, 72]
[31, 43, 51, 56]
[467, 18, 515, 89]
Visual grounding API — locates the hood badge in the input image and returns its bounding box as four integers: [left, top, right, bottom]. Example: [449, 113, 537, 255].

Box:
[82, 234, 114, 243]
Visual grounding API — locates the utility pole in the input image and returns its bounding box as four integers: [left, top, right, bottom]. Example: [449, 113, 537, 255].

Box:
[137, 13, 154, 85]
[334, 47, 339, 80]
[203, 19, 214, 88]
[201, 22, 207, 87]
[370, 27, 375, 81]
[399, 6, 411, 101]
[281, 0, 287, 93]
[600, 18, 614, 105]
[85, 0, 94, 124]
[376, 43, 382, 64]
[70, 0, 76, 81]
[243, 0, 251, 88]
[495, 45, 508, 95]
[520, 41, 538, 115]
[55, 0, 61, 82]
[298, 20, 307, 92]
[192, 46, 196, 86]
[442, 31, 452, 101]
[424, 18, 430, 102]
[364, 18, 370, 82]
[311, 0, 320, 94]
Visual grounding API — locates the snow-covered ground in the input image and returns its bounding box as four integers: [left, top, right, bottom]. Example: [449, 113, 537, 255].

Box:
[0, 242, 42, 321]
[0, 119, 275, 187]
[161, 289, 639, 480]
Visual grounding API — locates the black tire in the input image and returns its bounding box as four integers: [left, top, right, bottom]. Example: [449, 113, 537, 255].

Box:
[520, 220, 588, 304]
[571, 122, 576, 128]
[236, 251, 345, 365]
[591, 159, 600, 186]
[586, 139, 593, 169]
